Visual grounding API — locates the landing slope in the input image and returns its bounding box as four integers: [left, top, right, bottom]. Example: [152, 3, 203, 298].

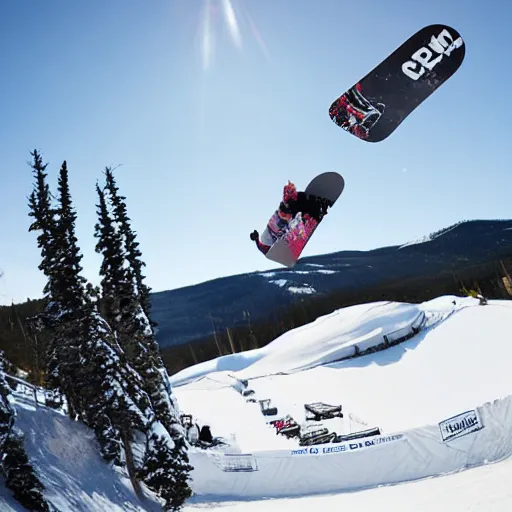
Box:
[173, 296, 512, 446]
[171, 297, 512, 499]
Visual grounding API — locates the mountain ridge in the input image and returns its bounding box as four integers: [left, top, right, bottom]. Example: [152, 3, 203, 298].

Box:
[150, 219, 512, 348]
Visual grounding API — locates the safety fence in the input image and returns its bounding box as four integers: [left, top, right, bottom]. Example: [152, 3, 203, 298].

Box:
[188, 393, 512, 498]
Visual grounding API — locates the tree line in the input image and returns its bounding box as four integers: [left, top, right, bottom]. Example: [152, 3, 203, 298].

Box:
[2, 242, 511, 384]
[0, 151, 192, 511]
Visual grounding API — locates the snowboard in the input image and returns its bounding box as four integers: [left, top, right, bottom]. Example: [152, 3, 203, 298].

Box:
[265, 172, 345, 268]
[329, 24, 466, 142]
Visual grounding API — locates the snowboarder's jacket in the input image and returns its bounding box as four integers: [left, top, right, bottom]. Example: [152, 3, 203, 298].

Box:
[251, 181, 298, 254]
[251, 181, 329, 255]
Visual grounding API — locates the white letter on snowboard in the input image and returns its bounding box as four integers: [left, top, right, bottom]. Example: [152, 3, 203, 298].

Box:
[402, 28, 463, 81]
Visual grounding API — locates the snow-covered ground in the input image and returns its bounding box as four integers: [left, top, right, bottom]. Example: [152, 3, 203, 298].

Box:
[170, 295, 512, 507]
[170, 300, 428, 387]
[172, 296, 512, 443]
[1, 295, 511, 511]
[0, 388, 163, 511]
[183, 456, 512, 512]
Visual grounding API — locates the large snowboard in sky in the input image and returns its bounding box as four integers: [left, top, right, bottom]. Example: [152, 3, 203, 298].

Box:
[328, 24, 466, 142]
[265, 172, 345, 268]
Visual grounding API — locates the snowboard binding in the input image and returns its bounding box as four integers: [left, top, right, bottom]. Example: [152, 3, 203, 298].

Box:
[305, 194, 333, 222]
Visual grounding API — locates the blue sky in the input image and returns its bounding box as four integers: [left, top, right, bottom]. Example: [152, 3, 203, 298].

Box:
[0, 0, 510, 304]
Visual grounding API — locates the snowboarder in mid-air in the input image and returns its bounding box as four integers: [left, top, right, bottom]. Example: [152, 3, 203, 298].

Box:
[250, 181, 332, 255]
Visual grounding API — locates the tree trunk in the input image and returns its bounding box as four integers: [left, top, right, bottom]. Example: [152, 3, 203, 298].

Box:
[226, 327, 236, 354]
[188, 344, 198, 365]
[122, 429, 143, 499]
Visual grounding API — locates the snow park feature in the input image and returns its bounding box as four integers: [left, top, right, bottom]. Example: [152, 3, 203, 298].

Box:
[167, 295, 512, 504]
[0, 295, 511, 510]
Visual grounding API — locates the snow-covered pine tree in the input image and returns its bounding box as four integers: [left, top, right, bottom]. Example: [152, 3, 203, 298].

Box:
[97, 168, 193, 508]
[93, 183, 130, 323]
[138, 428, 193, 511]
[103, 167, 153, 322]
[28, 156, 89, 420]
[0, 355, 14, 452]
[79, 288, 193, 509]
[49, 159, 89, 420]
[2, 434, 49, 512]
[76, 286, 158, 493]
[0, 352, 49, 511]
[26, 153, 177, 500]
[27, 150, 60, 393]
[103, 168, 182, 429]
[94, 181, 138, 343]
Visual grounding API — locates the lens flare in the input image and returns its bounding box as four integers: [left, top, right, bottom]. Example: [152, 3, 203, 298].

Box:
[201, 0, 214, 70]
[199, 0, 269, 70]
[222, 0, 242, 49]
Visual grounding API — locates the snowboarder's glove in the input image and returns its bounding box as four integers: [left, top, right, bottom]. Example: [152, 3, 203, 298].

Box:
[250, 230, 259, 241]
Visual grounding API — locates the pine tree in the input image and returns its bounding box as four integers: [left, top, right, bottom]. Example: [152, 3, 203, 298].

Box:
[99, 168, 181, 430]
[52, 160, 87, 310]
[2, 434, 49, 512]
[76, 288, 156, 488]
[27, 150, 58, 301]
[97, 167, 193, 507]
[104, 168, 153, 322]
[47, 160, 89, 420]
[27, 153, 161, 494]
[27, 153, 192, 509]
[138, 428, 193, 511]
[27, 155, 85, 389]
[0, 352, 49, 511]
[94, 183, 130, 322]
[0, 356, 14, 451]
[27, 150, 64, 401]
[167, 436, 194, 510]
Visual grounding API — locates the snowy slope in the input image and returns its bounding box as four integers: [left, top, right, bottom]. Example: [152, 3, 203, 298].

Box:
[170, 296, 512, 500]
[1, 296, 510, 510]
[170, 300, 426, 386]
[0, 391, 163, 511]
[183, 456, 512, 512]
[242, 299, 512, 433]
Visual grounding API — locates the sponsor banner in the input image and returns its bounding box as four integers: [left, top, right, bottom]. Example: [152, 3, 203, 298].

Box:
[208, 453, 259, 472]
[291, 433, 405, 456]
[439, 409, 483, 442]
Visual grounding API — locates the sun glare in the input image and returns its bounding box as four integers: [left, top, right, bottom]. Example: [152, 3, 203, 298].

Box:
[222, 0, 242, 49]
[200, 0, 269, 70]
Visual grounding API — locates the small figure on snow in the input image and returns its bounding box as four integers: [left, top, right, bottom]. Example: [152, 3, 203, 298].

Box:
[250, 181, 332, 255]
[465, 288, 488, 305]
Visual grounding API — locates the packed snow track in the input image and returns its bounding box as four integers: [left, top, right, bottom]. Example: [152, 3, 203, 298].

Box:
[171, 296, 512, 499]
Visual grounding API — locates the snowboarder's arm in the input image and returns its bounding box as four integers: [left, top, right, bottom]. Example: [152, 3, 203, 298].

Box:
[255, 239, 270, 255]
[250, 230, 270, 255]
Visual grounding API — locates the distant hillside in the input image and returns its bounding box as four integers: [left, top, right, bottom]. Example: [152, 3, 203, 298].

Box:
[150, 219, 512, 348]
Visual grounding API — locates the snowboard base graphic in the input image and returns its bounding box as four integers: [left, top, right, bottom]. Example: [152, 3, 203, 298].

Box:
[265, 172, 345, 268]
[329, 24, 465, 142]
